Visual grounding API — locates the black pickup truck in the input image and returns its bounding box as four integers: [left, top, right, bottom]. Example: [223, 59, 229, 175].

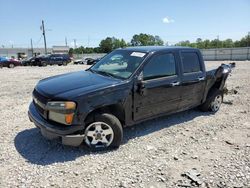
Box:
[28, 46, 235, 149]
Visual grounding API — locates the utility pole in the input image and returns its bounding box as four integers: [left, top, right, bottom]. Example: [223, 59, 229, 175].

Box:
[74, 39, 77, 49]
[87, 36, 90, 47]
[30, 39, 34, 57]
[217, 35, 220, 48]
[42, 20, 47, 54]
[247, 32, 250, 60]
[65, 37, 68, 46]
[248, 32, 250, 47]
[215, 35, 220, 61]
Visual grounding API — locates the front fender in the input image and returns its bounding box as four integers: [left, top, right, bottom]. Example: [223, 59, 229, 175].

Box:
[75, 84, 132, 126]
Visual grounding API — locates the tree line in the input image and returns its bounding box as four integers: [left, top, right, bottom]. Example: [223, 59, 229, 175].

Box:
[70, 33, 250, 54]
[175, 35, 250, 49]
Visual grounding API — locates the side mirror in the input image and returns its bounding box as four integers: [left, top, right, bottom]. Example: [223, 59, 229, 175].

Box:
[138, 71, 143, 81]
[137, 72, 147, 96]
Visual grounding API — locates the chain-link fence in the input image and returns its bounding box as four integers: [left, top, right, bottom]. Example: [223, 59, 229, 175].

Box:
[201, 47, 250, 61]
[72, 53, 106, 60]
[72, 47, 250, 61]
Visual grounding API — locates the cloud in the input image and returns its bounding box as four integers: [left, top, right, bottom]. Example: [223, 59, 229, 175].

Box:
[162, 17, 175, 24]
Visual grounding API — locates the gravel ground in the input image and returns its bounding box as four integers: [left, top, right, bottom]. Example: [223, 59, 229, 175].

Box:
[0, 61, 249, 188]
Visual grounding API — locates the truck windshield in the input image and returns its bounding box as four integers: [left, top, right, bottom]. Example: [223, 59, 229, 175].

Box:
[89, 50, 147, 79]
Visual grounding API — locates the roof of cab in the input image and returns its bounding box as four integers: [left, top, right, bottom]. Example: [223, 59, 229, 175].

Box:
[122, 46, 196, 53]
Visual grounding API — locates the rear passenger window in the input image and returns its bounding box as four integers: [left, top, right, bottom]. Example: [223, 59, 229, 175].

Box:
[181, 52, 201, 73]
[143, 53, 176, 80]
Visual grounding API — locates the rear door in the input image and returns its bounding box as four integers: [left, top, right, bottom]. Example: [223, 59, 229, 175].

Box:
[49, 55, 56, 64]
[179, 50, 206, 109]
[50, 54, 63, 65]
[134, 51, 182, 121]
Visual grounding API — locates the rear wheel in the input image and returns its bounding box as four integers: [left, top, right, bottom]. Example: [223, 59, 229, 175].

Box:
[199, 88, 223, 112]
[210, 94, 222, 112]
[84, 113, 123, 150]
[8, 63, 15, 68]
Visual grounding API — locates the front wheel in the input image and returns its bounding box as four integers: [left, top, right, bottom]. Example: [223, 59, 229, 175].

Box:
[199, 88, 223, 112]
[84, 113, 123, 150]
[8, 63, 15, 68]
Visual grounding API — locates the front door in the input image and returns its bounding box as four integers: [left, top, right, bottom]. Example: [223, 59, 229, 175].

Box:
[134, 52, 182, 121]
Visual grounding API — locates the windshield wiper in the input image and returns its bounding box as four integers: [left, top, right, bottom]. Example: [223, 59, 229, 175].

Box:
[95, 70, 115, 78]
[87, 69, 96, 73]
[88, 69, 123, 79]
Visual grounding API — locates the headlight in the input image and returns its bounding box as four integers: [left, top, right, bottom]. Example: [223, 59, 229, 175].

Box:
[46, 101, 76, 125]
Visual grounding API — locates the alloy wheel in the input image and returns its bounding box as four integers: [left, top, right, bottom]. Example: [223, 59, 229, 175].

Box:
[85, 122, 114, 148]
[9, 64, 14, 68]
[210, 95, 222, 112]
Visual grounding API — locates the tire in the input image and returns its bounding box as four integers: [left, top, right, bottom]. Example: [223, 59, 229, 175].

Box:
[8, 63, 15, 68]
[84, 113, 123, 150]
[42, 62, 47, 67]
[199, 88, 223, 112]
[87, 60, 92, 65]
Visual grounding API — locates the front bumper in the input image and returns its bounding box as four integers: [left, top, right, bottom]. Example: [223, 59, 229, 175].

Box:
[28, 102, 85, 146]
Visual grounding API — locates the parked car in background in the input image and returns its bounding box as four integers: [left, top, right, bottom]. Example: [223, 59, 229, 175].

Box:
[21, 57, 36, 66]
[33, 54, 71, 66]
[30, 54, 48, 66]
[74, 57, 100, 65]
[86, 57, 100, 65]
[73, 58, 85, 65]
[28, 46, 235, 150]
[0, 56, 22, 68]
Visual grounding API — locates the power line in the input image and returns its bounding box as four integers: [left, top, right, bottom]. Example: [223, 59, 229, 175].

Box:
[35, 35, 43, 45]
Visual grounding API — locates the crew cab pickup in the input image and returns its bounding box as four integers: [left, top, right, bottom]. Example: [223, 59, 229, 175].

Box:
[28, 46, 235, 149]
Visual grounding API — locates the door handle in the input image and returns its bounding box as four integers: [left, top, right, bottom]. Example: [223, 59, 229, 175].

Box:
[171, 81, 180, 86]
[198, 77, 205, 81]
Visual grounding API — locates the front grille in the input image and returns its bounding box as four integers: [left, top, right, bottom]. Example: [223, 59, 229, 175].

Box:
[33, 89, 48, 119]
[35, 103, 46, 117]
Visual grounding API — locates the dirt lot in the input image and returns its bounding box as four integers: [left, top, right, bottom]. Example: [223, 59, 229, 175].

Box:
[0, 61, 249, 188]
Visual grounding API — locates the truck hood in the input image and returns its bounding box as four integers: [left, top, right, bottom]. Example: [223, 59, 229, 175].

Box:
[35, 70, 122, 98]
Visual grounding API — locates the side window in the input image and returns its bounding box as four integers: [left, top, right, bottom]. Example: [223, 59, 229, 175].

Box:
[181, 52, 201, 73]
[143, 53, 176, 80]
[50, 55, 56, 59]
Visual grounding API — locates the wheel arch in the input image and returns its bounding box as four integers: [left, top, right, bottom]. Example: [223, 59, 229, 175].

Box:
[203, 72, 228, 103]
[84, 103, 125, 127]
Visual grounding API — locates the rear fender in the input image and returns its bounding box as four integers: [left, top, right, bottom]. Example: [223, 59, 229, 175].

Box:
[203, 62, 235, 103]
